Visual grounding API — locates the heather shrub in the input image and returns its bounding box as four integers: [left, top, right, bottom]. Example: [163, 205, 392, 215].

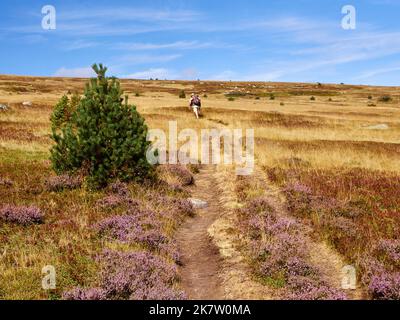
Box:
[239, 197, 346, 300]
[50, 64, 154, 188]
[283, 182, 313, 217]
[0, 177, 13, 187]
[98, 250, 185, 300]
[96, 195, 127, 209]
[109, 180, 130, 198]
[45, 174, 82, 192]
[153, 195, 195, 218]
[287, 277, 346, 300]
[94, 209, 180, 261]
[63, 287, 107, 300]
[0, 205, 44, 225]
[375, 239, 400, 269]
[162, 165, 194, 186]
[369, 272, 400, 300]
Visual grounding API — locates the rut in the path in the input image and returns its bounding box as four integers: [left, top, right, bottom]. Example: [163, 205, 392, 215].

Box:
[176, 166, 224, 300]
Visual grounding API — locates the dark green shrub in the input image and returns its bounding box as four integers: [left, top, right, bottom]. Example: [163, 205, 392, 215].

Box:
[269, 94, 275, 100]
[179, 90, 186, 99]
[310, 96, 316, 101]
[378, 95, 392, 102]
[50, 64, 154, 188]
[228, 97, 235, 101]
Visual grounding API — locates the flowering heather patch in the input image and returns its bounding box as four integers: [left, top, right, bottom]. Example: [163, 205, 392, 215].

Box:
[287, 277, 347, 300]
[376, 239, 400, 268]
[109, 180, 130, 198]
[62, 287, 107, 300]
[154, 195, 195, 217]
[163, 165, 194, 186]
[95, 213, 166, 247]
[98, 250, 185, 300]
[267, 166, 400, 299]
[0, 177, 13, 187]
[0, 205, 44, 225]
[45, 174, 82, 192]
[369, 272, 400, 300]
[96, 195, 129, 209]
[94, 208, 181, 262]
[283, 182, 312, 217]
[238, 198, 346, 300]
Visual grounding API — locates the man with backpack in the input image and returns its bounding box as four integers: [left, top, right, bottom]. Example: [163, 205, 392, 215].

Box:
[189, 93, 202, 119]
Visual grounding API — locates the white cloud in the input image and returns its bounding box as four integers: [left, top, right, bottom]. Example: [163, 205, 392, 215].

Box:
[54, 67, 96, 78]
[116, 40, 233, 51]
[63, 40, 100, 51]
[122, 68, 174, 79]
[116, 54, 182, 65]
[59, 8, 200, 23]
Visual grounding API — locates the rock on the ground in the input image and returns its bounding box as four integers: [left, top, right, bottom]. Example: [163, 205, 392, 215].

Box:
[22, 101, 32, 106]
[188, 198, 208, 209]
[0, 104, 8, 111]
[364, 123, 389, 130]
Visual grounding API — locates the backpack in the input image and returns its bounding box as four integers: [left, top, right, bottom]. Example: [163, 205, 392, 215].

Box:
[192, 96, 201, 106]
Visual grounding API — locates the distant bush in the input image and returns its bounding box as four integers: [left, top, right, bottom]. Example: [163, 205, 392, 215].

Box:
[203, 94, 208, 98]
[228, 97, 235, 101]
[50, 64, 154, 188]
[328, 98, 333, 102]
[135, 92, 140, 97]
[378, 95, 392, 103]
[179, 90, 186, 99]
[255, 96, 260, 100]
[310, 96, 316, 101]
[280, 102, 285, 106]
[368, 95, 373, 100]
[269, 94, 275, 100]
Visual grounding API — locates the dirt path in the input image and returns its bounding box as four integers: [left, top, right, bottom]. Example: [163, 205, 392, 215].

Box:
[176, 166, 225, 300]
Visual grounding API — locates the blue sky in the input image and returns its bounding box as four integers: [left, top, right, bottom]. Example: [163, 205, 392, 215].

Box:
[1, 0, 400, 85]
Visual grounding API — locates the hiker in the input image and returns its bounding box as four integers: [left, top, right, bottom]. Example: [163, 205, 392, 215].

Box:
[189, 93, 202, 119]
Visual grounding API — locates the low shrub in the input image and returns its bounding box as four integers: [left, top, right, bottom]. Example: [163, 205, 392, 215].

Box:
[0, 205, 44, 225]
[99, 250, 185, 300]
[63, 287, 107, 300]
[378, 95, 392, 102]
[45, 174, 82, 192]
[369, 272, 400, 300]
[163, 165, 194, 186]
[0, 177, 13, 187]
[179, 90, 186, 99]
